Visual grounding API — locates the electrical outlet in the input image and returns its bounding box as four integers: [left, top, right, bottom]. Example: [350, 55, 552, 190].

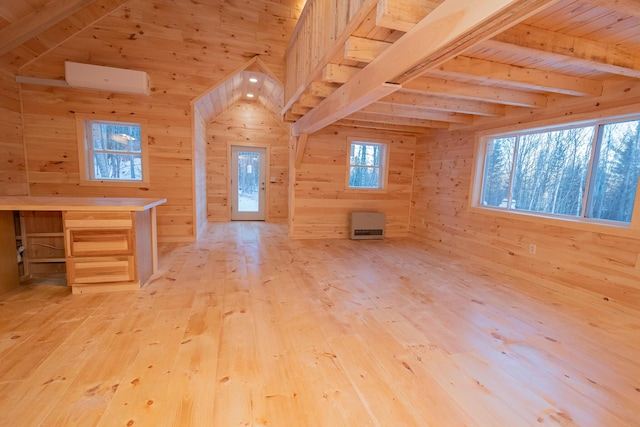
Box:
[529, 244, 536, 254]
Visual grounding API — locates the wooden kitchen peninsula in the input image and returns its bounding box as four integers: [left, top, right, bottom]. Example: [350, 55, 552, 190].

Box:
[0, 197, 166, 295]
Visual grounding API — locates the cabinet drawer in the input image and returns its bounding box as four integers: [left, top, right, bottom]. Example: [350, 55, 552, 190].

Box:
[68, 256, 134, 284]
[69, 229, 132, 257]
[64, 211, 133, 229]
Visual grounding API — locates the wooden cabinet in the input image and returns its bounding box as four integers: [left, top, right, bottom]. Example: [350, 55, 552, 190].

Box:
[0, 197, 165, 295]
[63, 210, 153, 294]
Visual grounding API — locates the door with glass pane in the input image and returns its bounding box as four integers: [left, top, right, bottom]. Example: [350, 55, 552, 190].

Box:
[231, 146, 266, 221]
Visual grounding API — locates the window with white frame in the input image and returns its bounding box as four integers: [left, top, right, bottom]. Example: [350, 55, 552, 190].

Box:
[348, 139, 388, 190]
[77, 116, 148, 184]
[478, 115, 640, 224]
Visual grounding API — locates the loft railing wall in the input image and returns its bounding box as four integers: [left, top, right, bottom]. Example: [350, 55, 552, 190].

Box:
[284, 0, 371, 109]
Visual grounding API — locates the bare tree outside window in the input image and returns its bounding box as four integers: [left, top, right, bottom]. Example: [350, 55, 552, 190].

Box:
[587, 120, 640, 223]
[480, 117, 640, 224]
[349, 141, 386, 189]
[86, 121, 143, 181]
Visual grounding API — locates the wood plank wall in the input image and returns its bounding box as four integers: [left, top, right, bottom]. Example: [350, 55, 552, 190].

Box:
[410, 82, 640, 311]
[20, 84, 195, 242]
[0, 71, 28, 196]
[15, 0, 301, 241]
[206, 102, 289, 222]
[291, 126, 416, 239]
[193, 108, 208, 238]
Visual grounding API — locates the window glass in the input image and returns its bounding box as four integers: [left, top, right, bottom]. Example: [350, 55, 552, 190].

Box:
[479, 116, 640, 225]
[86, 121, 143, 181]
[512, 127, 593, 216]
[481, 137, 515, 208]
[349, 141, 386, 189]
[587, 120, 640, 222]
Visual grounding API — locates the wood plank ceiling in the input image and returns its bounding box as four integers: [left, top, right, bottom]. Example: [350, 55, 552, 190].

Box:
[283, 0, 640, 135]
[0, 0, 130, 73]
[0, 0, 285, 120]
[3, 0, 640, 134]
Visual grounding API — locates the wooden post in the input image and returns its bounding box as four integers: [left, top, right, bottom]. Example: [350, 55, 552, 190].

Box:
[0, 211, 20, 295]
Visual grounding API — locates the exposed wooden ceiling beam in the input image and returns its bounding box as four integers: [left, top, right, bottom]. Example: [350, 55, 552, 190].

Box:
[319, 73, 509, 116]
[344, 36, 390, 63]
[284, 111, 301, 122]
[349, 24, 640, 80]
[485, 24, 640, 79]
[309, 81, 341, 98]
[292, 0, 560, 136]
[299, 93, 324, 108]
[0, 0, 97, 56]
[375, 0, 438, 32]
[326, 66, 548, 108]
[362, 103, 475, 124]
[335, 119, 436, 133]
[379, 92, 506, 116]
[387, 0, 561, 84]
[292, 103, 312, 116]
[294, 82, 401, 134]
[432, 56, 603, 96]
[373, 0, 640, 35]
[322, 63, 360, 84]
[403, 77, 548, 108]
[347, 112, 450, 129]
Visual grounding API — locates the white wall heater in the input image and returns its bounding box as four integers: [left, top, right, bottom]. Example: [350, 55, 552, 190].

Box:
[350, 212, 385, 240]
[65, 61, 150, 95]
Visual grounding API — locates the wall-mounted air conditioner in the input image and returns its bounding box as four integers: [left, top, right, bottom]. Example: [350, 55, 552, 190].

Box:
[65, 61, 150, 96]
[350, 212, 385, 240]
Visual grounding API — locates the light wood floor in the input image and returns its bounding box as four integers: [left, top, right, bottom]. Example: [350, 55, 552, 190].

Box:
[0, 222, 639, 426]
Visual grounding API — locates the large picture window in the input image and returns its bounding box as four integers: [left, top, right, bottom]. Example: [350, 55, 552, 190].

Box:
[77, 115, 148, 185]
[479, 116, 640, 224]
[347, 139, 388, 190]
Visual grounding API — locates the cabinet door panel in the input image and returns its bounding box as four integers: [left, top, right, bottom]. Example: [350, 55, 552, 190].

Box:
[64, 211, 133, 229]
[68, 256, 134, 284]
[69, 229, 133, 256]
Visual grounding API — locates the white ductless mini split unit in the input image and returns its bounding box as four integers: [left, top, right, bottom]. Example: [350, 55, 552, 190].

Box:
[350, 212, 386, 240]
[64, 61, 150, 95]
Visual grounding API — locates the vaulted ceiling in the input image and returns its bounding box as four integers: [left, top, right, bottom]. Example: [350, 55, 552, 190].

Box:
[4, 0, 640, 137]
[193, 57, 284, 122]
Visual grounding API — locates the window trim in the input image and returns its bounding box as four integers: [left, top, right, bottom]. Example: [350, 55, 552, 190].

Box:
[345, 137, 390, 192]
[76, 113, 150, 187]
[471, 113, 640, 236]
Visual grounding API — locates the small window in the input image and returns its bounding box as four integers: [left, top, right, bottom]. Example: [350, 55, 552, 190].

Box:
[477, 116, 640, 225]
[348, 139, 388, 190]
[77, 115, 148, 185]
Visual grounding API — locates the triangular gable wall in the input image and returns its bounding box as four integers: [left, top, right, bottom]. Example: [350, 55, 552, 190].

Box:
[192, 56, 285, 124]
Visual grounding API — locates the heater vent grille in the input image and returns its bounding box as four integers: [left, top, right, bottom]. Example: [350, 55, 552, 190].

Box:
[350, 212, 385, 240]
